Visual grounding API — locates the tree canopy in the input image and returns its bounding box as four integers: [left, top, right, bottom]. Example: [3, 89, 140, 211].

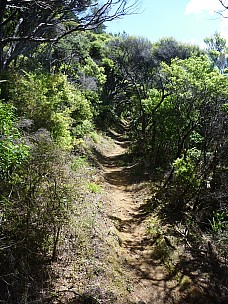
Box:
[0, 0, 140, 69]
[204, 32, 228, 73]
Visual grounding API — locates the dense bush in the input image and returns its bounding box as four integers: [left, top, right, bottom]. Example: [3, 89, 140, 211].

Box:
[1, 71, 93, 148]
[0, 100, 29, 180]
[0, 131, 79, 302]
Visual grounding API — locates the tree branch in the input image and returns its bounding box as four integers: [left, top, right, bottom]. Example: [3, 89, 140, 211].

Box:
[219, 0, 228, 9]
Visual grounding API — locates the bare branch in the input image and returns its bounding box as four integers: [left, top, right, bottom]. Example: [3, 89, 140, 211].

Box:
[217, 0, 228, 18]
[1, 1, 141, 43]
[0, 0, 141, 69]
[219, 0, 228, 9]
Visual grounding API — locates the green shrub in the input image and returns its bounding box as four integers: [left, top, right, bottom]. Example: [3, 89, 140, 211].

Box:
[87, 182, 103, 193]
[71, 155, 88, 170]
[72, 119, 93, 138]
[147, 214, 163, 237]
[4, 71, 93, 148]
[210, 211, 228, 234]
[0, 132, 77, 301]
[0, 100, 29, 179]
[173, 149, 200, 190]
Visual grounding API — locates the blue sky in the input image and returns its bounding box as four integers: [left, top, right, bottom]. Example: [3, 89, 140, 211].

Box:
[105, 0, 228, 47]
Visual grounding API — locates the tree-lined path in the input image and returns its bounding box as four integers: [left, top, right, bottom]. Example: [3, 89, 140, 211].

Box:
[99, 129, 178, 304]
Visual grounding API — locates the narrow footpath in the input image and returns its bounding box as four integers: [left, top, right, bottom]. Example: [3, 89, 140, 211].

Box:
[100, 130, 178, 304]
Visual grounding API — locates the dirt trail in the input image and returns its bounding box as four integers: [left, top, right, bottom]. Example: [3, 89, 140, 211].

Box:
[101, 130, 178, 304]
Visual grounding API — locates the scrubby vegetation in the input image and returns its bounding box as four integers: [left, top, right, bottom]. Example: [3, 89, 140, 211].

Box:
[0, 1, 227, 303]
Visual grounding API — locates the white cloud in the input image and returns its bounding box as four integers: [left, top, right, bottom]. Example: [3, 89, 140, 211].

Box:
[185, 0, 228, 42]
[181, 38, 207, 49]
[185, 0, 222, 16]
[220, 18, 228, 40]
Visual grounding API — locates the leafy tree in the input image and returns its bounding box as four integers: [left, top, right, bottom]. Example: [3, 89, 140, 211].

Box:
[152, 37, 203, 65]
[144, 55, 228, 224]
[101, 35, 204, 138]
[36, 33, 92, 74]
[102, 34, 156, 137]
[204, 32, 228, 73]
[1, 71, 93, 147]
[152, 56, 227, 168]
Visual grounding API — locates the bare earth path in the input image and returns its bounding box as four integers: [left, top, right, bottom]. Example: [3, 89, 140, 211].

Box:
[100, 130, 178, 304]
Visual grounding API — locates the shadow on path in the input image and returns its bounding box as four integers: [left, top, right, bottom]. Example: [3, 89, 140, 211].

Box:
[95, 129, 180, 304]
